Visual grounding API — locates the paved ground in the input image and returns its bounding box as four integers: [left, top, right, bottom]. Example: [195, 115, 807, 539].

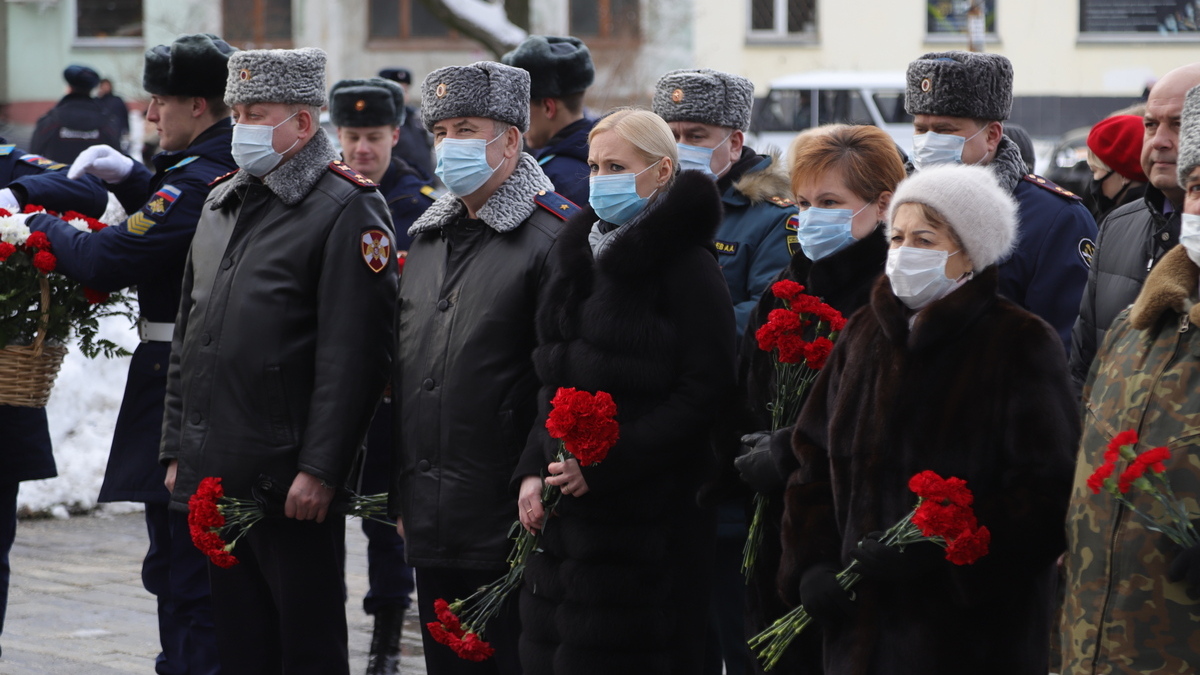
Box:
[1, 510, 428, 674]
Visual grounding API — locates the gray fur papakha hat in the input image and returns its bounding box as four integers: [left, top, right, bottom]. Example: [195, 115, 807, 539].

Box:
[905, 51, 1013, 121]
[1178, 85, 1200, 186]
[653, 69, 755, 131]
[501, 35, 594, 101]
[330, 78, 406, 128]
[224, 47, 327, 108]
[421, 62, 530, 133]
[144, 34, 236, 99]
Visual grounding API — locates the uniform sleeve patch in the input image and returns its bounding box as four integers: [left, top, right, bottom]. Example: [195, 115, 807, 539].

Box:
[786, 234, 800, 256]
[144, 185, 181, 217]
[125, 212, 155, 236]
[0, 145, 15, 157]
[714, 239, 739, 255]
[1078, 237, 1095, 268]
[362, 229, 392, 273]
[785, 214, 799, 232]
[330, 160, 379, 188]
[18, 154, 67, 171]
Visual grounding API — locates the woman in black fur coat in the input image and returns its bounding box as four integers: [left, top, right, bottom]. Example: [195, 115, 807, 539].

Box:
[778, 165, 1078, 675]
[511, 109, 737, 674]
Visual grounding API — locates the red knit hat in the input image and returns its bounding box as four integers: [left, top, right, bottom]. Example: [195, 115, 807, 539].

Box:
[1087, 115, 1148, 182]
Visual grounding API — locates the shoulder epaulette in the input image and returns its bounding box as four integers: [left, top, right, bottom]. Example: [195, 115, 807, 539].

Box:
[208, 169, 239, 187]
[167, 156, 199, 172]
[0, 145, 15, 157]
[1022, 174, 1082, 201]
[18, 154, 67, 171]
[329, 160, 378, 188]
[767, 195, 796, 208]
[534, 189, 581, 221]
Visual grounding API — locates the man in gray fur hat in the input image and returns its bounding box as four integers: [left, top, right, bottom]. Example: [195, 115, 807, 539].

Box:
[905, 50, 1097, 353]
[161, 47, 397, 674]
[389, 60, 578, 675]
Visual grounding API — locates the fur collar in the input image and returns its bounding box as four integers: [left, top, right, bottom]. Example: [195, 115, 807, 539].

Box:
[210, 130, 339, 208]
[872, 266, 999, 352]
[409, 153, 554, 236]
[554, 170, 722, 279]
[989, 135, 1026, 193]
[1129, 245, 1200, 330]
[730, 152, 791, 205]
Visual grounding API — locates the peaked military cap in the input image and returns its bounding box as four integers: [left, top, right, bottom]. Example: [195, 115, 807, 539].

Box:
[143, 34, 237, 99]
[501, 35, 594, 101]
[421, 61, 530, 133]
[652, 69, 755, 131]
[330, 78, 406, 128]
[64, 65, 100, 92]
[905, 51, 1013, 121]
[378, 67, 413, 86]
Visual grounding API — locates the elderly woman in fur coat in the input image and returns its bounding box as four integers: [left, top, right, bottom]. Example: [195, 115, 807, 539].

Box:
[778, 164, 1078, 675]
[511, 108, 737, 675]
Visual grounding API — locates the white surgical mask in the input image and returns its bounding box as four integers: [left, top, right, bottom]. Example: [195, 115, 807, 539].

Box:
[886, 246, 963, 310]
[677, 131, 733, 177]
[1181, 213, 1200, 267]
[796, 202, 872, 261]
[911, 126, 986, 171]
[231, 112, 299, 177]
[435, 134, 504, 197]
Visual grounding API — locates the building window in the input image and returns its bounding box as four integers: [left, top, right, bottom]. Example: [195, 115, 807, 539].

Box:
[368, 0, 459, 41]
[223, 0, 293, 49]
[569, 0, 639, 40]
[747, 0, 816, 42]
[927, 0, 996, 35]
[77, 0, 143, 40]
[1080, 0, 1200, 38]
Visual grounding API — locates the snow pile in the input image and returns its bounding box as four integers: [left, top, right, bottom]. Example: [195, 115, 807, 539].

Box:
[17, 314, 140, 516]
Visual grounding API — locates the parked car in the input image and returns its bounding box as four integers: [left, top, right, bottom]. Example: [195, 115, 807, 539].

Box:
[748, 71, 913, 157]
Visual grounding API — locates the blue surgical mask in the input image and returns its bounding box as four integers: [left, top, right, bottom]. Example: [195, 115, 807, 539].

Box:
[796, 202, 872, 261]
[588, 159, 663, 225]
[435, 134, 503, 197]
[231, 112, 299, 177]
[677, 131, 733, 177]
[911, 126, 986, 171]
[885, 246, 961, 310]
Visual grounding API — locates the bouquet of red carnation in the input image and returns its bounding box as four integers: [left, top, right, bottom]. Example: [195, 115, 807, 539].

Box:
[749, 470, 991, 670]
[426, 387, 619, 661]
[743, 280, 846, 579]
[1086, 429, 1198, 548]
[187, 476, 393, 568]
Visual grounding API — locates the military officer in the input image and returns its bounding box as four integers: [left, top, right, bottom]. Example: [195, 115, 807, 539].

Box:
[378, 67, 435, 178]
[904, 51, 1098, 351]
[501, 35, 596, 207]
[10, 33, 238, 675]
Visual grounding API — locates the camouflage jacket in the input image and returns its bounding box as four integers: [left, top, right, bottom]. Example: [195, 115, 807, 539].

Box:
[1062, 245, 1200, 674]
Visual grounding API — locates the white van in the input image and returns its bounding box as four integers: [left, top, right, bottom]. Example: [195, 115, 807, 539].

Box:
[748, 71, 914, 157]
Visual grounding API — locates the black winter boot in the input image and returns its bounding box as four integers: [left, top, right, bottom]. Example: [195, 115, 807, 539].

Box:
[366, 605, 405, 675]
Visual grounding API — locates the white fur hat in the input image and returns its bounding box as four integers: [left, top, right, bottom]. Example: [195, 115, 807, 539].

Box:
[888, 164, 1018, 269]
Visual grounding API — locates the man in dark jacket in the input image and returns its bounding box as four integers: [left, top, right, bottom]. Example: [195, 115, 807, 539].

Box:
[12, 33, 237, 675]
[390, 61, 576, 675]
[161, 47, 397, 674]
[329, 75, 431, 675]
[30, 65, 121, 165]
[96, 78, 131, 149]
[904, 51, 1098, 353]
[379, 67, 435, 177]
[502, 35, 596, 207]
[1069, 62, 1200, 391]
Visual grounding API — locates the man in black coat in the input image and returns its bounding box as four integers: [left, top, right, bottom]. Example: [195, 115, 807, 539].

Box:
[30, 65, 121, 165]
[390, 61, 576, 675]
[379, 67, 435, 178]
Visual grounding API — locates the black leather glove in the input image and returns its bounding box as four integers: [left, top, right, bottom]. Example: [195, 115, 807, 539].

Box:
[1168, 543, 1200, 600]
[798, 562, 856, 626]
[849, 531, 944, 581]
[735, 431, 786, 493]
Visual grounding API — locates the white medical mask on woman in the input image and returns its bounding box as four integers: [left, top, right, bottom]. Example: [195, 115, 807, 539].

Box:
[435, 134, 504, 197]
[885, 245, 963, 310]
[231, 112, 299, 177]
[911, 125, 987, 171]
[796, 202, 872, 261]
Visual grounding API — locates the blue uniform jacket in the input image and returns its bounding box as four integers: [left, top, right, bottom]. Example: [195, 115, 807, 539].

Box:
[3, 140, 108, 217]
[533, 116, 594, 208]
[377, 157, 436, 251]
[713, 152, 797, 335]
[21, 118, 236, 503]
[999, 175, 1097, 352]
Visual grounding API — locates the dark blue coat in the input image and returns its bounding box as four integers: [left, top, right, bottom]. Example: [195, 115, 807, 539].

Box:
[20, 118, 236, 503]
[533, 116, 594, 208]
[30, 93, 122, 165]
[1, 140, 108, 217]
[377, 157, 436, 251]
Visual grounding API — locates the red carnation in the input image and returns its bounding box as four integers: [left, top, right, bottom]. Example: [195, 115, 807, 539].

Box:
[546, 387, 619, 467]
[187, 477, 240, 568]
[32, 250, 56, 273]
[25, 231, 51, 251]
[1087, 461, 1115, 494]
[84, 287, 109, 304]
[1138, 446, 1171, 473]
[775, 333, 807, 364]
[1107, 430, 1138, 461]
[0, 208, 10, 217]
[908, 470, 973, 507]
[913, 500, 978, 539]
[771, 279, 805, 304]
[945, 526, 991, 565]
[0, 241, 14, 262]
[803, 336, 834, 370]
[1117, 458, 1151, 494]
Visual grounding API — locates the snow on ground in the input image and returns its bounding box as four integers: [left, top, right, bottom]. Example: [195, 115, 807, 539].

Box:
[17, 314, 141, 517]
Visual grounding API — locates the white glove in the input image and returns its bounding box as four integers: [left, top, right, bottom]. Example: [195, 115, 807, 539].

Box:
[67, 144, 134, 183]
[0, 188, 18, 213]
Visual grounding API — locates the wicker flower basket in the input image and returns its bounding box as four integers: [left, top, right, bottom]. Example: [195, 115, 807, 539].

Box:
[0, 275, 68, 407]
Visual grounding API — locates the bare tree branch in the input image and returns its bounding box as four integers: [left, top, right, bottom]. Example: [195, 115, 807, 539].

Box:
[414, 0, 528, 59]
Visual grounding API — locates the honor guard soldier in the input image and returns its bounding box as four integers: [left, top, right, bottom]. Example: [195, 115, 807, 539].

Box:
[160, 47, 397, 674]
[30, 65, 122, 165]
[904, 51, 1098, 352]
[379, 67, 436, 178]
[392, 61, 576, 675]
[328, 76, 428, 675]
[10, 33, 238, 674]
[502, 35, 596, 207]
